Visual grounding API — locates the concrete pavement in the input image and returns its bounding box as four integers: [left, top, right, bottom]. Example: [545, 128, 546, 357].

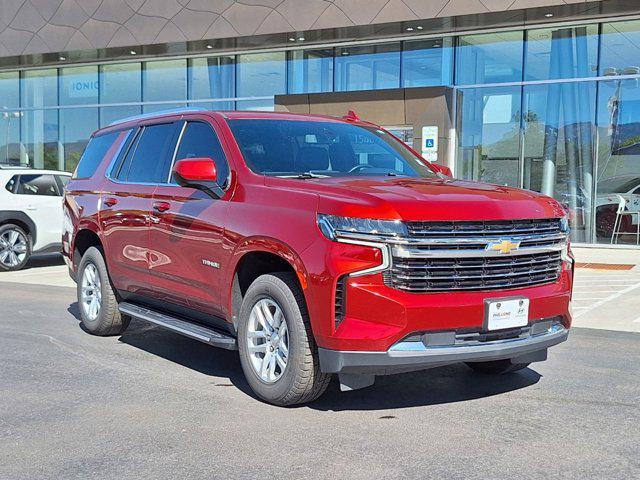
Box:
[0, 281, 639, 479]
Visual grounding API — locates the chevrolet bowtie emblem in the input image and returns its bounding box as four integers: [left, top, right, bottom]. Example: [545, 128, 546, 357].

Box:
[487, 239, 521, 254]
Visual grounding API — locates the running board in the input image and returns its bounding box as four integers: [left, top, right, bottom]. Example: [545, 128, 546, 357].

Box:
[119, 302, 237, 350]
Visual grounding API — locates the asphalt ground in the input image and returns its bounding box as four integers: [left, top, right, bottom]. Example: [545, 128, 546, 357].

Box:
[1, 257, 639, 479]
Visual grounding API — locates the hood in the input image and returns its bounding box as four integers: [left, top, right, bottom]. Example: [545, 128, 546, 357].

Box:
[265, 176, 566, 221]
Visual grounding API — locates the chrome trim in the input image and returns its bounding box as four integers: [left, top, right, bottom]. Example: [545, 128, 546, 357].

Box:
[166, 121, 188, 183]
[393, 252, 561, 270]
[392, 241, 567, 259]
[389, 323, 566, 352]
[337, 230, 566, 246]
[336, 238, 390, 277]
[104, 129, 134, 179]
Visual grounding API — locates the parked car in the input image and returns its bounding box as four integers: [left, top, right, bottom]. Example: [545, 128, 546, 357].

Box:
[63, 109, 574, 406]
[0, 167, 71, 271]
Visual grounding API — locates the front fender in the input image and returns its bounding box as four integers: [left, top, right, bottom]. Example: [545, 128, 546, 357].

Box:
[226, 236, 314, 325]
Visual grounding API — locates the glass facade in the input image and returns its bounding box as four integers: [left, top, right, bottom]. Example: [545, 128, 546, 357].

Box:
[1, 18, 640, 245]
[456, 19, 640, 245]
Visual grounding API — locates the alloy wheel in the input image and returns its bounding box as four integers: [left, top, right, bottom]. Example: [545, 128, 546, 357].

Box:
[246, 298, 289, 383]
[0, 228, 28, 268]
[80, 263, 102, 321]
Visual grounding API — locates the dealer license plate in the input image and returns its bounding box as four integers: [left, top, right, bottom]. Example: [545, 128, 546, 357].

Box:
[485, 298, 529, 331]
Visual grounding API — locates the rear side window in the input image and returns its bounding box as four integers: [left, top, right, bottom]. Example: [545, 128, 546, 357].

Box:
[5, 176, 18, 193]
[173, 122, 229, 186]
[16, 174, 60, 196]
[55, 175, 70, 192]
[74, 131, 122, 179]
[118, 123, 178, 183]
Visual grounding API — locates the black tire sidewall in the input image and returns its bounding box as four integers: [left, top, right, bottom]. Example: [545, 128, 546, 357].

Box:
[77, 247, 112, 333]
[238, 275, 308, 403]
[0, 224, 31, 272]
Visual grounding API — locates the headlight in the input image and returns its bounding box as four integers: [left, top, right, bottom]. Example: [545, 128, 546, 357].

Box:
[317, 214, 397, 276]
[317, 214, 407, 241]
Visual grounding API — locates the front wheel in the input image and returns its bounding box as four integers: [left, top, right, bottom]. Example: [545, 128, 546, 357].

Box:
[77, 246, 129, 336]
[237, 273, 331, 406]
[465, 359, 530, 375]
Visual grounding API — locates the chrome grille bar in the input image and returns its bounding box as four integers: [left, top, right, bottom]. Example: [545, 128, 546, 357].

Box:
[384, 218, 567, 293]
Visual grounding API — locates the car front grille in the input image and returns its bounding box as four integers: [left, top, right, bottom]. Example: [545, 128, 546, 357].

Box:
[385, 219, 566, 293]
[406, 218, 563, 238]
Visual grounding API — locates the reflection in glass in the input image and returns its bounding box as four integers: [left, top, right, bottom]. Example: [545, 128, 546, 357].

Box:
[600, 20, 640, 77]
[0, 72, 20, 165]
[522, 82, 596, 242]
[288, 48, 334, 94]
[189, 56, 235, 110]
[21, 70, 58, 169]
[402, 38, 453, 87]
[526, 25, 598, 81]
[60, 107, 98, 172]
[595, 78, 640, 244]
[237, 52, 286, 102]
[100, 63, 142, 126]
[236, 98, 275, 111]
[60, 66, 98, 105]
[335, 43, 400, 92]
[456, 31, 523, 85]
[59, 67, 100, 171]
[457, 86, 522, 187]
[143, 59, 187, 113]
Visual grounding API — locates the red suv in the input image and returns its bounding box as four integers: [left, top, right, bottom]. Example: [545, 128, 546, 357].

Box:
[63, 109, 573, 405]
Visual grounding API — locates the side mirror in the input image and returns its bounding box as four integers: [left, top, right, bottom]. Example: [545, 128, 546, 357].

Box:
[173, 157, 223, 198]
[430, 163, 452, 177]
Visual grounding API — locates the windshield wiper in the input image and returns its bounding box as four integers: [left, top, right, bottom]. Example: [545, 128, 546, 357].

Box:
[280, 172, 329, 179]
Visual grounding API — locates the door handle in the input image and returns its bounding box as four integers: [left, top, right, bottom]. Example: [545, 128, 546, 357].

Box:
[104, 197, 118, 207]
[152, 201, 170, 213]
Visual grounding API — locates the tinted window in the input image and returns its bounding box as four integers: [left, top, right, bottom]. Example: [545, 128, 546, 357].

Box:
[121, 123, 178, 183]
[16, 174, 59, 196]
[456, 31, 524, 85]
[56, 175, 70, 192]
[74, 131, 122, 179]
[5, 176, 18, 193]
[228, 120, 437, 179]
[174, 122, 229, 186]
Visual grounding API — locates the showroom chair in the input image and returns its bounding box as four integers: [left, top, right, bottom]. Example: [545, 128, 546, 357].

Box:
[611, 194, 640, 245]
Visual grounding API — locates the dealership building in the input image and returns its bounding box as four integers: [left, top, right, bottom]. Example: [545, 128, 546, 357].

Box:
[1, 0, 640, 246]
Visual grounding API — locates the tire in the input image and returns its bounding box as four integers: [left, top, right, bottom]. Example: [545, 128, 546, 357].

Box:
[0, 223, 32, 272]
[465, 359, 530, 375]
[77, 246, 129, 336]
[237, 272, 331, 406]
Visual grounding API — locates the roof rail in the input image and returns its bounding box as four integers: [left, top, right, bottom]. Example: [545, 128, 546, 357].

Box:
[108, 107, 207, 126]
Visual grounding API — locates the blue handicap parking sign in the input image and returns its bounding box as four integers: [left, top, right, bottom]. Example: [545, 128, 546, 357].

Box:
[425, 138, 435, 148]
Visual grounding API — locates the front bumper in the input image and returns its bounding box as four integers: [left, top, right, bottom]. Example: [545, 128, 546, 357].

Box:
[319, 320, 568, 375]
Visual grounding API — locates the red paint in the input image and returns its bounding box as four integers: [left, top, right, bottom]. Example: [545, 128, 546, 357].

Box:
[64, 110, 573, 352]
[173, 157, 218, 182]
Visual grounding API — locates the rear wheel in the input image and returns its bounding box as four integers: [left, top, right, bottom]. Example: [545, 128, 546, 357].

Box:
[77, 246, 129, 336]
[466, 359, 530, 375]
[237, 273, 331, 406]
[0, 224, 31, 272]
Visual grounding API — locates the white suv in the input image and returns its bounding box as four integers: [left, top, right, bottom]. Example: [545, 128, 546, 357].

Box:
[0, 167, 71, 271]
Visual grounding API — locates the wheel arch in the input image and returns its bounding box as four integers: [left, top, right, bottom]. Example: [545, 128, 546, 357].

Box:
[72, 223, 103, 271]
[228, 237, 312, 331]
[0, 211, 37, 246]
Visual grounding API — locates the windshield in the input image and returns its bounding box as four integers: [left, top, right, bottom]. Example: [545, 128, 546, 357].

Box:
[228, 119, 438, 179]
